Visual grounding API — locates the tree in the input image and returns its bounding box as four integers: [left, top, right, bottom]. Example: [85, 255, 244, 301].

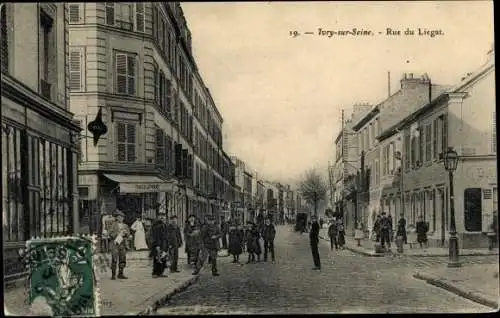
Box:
[298, 168, 328, 217]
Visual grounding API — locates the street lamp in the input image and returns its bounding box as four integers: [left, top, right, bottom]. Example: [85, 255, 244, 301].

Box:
[443, 147, 461, 268]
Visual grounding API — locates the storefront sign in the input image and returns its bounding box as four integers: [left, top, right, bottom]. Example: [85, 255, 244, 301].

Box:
[119, 183, 173, 194]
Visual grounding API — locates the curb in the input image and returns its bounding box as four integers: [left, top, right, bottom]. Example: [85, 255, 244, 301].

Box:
[136, 275, 200, 315]
[319, 235, 385, 257]
[413, 272, 499, 310]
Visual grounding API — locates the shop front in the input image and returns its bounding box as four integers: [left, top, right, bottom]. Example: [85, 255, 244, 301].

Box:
[2, 83, 80, 281]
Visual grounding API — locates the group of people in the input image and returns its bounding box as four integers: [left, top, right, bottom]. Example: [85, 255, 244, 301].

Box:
[222, 217, 277, 264]
[327, 217, 346, 250]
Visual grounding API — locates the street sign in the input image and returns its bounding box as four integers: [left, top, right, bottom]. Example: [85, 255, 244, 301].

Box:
[87, 107, 107, 146]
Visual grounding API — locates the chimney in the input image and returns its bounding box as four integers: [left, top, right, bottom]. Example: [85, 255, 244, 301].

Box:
[400, 72, 431, 90]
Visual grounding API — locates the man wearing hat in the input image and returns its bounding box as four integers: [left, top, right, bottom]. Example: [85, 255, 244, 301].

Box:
[193, 215, 221, 276]
[166, 215, 183, 273]
[108, 209, 130, 279]
[150, 212, 169, 278]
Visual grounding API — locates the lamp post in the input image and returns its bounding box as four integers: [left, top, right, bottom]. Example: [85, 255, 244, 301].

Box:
[443, 147, 460, 268]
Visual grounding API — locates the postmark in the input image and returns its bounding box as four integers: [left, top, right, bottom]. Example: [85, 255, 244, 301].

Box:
[20, 235, 100, 316]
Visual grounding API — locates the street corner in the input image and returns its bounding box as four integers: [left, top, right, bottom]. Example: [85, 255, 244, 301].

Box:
[412, 271, 499, 310]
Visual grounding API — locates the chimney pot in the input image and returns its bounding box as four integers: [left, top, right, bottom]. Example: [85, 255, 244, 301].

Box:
[409, 73, 413, 79]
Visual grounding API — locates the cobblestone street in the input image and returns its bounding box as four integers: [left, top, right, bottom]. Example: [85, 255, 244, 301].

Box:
[157, 226, 492, 314]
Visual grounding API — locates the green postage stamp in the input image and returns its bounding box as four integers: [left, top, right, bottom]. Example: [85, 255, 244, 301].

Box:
[22, 235, 99, 316]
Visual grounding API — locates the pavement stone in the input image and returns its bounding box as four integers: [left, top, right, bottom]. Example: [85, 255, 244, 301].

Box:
[319, 228, 499, 257]
[413, 264, 499, 310]
[156, 225, 492, 314]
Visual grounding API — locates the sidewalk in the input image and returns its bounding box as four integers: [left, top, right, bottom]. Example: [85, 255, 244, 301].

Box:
[413, 264, 499, 310]
[3, 259, 198, 316]
[319, 228, 499, 257]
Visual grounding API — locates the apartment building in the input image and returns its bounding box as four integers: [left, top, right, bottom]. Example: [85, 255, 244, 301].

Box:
[352, 73, 449, 233]
[230, 155, 246, 223]
[69, 3, 229, 230]
[379, 48, 496, 248]
[2, 3, 80, 280]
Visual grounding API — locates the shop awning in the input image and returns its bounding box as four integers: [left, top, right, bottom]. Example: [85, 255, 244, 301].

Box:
[103, 174, 174, 194]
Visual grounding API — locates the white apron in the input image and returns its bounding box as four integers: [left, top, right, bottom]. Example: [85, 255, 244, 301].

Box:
[131, 220, 148, 250]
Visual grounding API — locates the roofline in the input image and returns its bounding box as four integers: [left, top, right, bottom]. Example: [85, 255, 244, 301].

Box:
[352, 106, 380, 131]
[377, 92, 449, 142]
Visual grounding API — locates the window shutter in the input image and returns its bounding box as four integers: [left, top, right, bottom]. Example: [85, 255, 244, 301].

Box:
[69, 4, 82, 23]
[166, 80, 172, 116]
[155, 129, 165, 167]
[126, 123, 136, 162]
[418, 126, 424, 164]
[69, 48, 82, 91]
[442, 114, 448, 154]
[127, 55, 136, 95]
[116, 123, 126, 161]
[105, 3, 115, 25]
[115, 53, 127, 94]
[152, 6, 158, 40]
[492, 112, 496, 153]
[135, 3, 145, 32]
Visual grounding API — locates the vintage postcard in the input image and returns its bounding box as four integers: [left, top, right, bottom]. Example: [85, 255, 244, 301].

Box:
[2, 1, 497, 316]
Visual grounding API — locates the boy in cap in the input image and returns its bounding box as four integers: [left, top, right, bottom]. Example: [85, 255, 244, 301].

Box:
[193, 215, 221, 276]
[109, 209, 130, 279]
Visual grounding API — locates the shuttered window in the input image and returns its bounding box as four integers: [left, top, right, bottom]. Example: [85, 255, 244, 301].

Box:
[116, 122, 136, 162]
[418, 125, 424, 165]
[152, 5, 158, 41]
[492, 112, 496, 153]
[166, 79, 172, 117]
[69, 47, 84, 91]
[68, 4, 83, 24]
[159, 71, 165, 112]
[115, 52, 136, 96]
[155, 128, 165, 167]
[166, 136, 173, 175]
[153, 63, 159, 103]
[425, 124, 432, 162]
[433, 118, 439, 159]
[1, 5, 9, 73]
[441, 114, 448, 154]
[105, 3, 115, 25]
[134, 3, 145, 32]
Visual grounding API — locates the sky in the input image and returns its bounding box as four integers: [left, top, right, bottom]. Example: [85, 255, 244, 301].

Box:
[182, 1, 494, 185]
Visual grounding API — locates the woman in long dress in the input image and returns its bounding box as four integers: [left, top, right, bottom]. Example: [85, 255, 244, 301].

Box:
[131, 217, 148, 251]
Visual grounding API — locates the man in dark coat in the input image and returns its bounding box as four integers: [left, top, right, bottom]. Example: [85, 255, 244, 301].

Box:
[380, 212, 391, 250]
[109, 210, 130, 280]
[328, 219, 338, 250]
[309, 215, 321, 270]
[262, 217, 276, 262]
[193, 215, 221, 276]
[184, 214, 202, 266]
[150, 213, 168, 278]
[166, 215, 183, 273]
[262, 218, 276, 262]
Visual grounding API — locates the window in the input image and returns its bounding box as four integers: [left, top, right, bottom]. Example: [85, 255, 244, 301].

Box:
[410, 136, 417, 169]
[134, 3, 145, 32]
[105, 3, 115, 25]
[68, 4, 83, 24]
[158, 18, 165, 50]
[425, 124, 432, 162]
[418, 126, 424, 165]
[1, 4, 9, 73]
[382, 145, 389, 176]
[152, 5, 158, 41]
[441, 114, 448, 154]
[464, 188, 482, 232]
[165, 136, 173, 174]
[492, 112, 496, 153]
[39, 9, 55, 100]
[116, 3, 133, 30]
[69, 47, 85, 91]
[155, 128, 165, 167]
[115, 52, 136, 96]
[433, 118, 439, 160]
[116, 122, 137, 162]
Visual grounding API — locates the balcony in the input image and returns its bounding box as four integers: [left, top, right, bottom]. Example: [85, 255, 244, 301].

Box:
[40, 79, 52, 101]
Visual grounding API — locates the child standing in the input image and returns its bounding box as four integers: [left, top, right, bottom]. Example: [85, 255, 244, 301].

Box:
[354, 222, 364, 247]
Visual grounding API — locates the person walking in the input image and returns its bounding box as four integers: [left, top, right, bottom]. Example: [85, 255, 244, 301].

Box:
[166, 215, 183, 273]
[150, 213, 169, 278]
[193, 215, 221, 276]
[328, 218, 338, 250]
[309, 215, 321, 270]
[131, 216, 148, 251]
[337, 217, 346, 249]
[246, 222, 260, 263]
[395, 216, 406, 254]
[228, 222, 243, 263]
[380, 212, 391, 250]
[109, 210, 130, 280]
[263, 217, 276, 262]
[397, 213, 407, 244]
[416, 216, 428, 249]
[184, 214, 202, 266]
